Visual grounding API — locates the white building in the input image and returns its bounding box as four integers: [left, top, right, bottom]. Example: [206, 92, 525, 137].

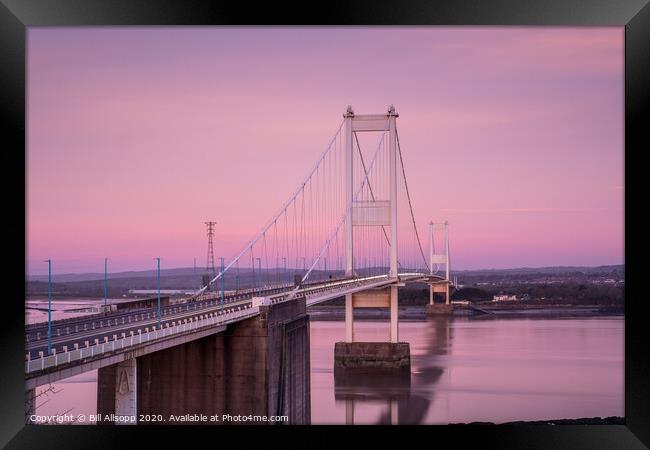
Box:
[493, 294, 517, 302]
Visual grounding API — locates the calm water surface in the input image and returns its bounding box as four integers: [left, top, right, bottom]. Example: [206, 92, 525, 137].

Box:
[34, 310, 624, 424]
[311, 316, 623, 424]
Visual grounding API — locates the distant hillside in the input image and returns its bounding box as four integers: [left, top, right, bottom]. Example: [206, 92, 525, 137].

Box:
[453, 265, 624, 276]
[26, 264, 624, 284]
[26, 268, 329, 299]
[25, 263, 625, 300]
[27, 267, 201, 283]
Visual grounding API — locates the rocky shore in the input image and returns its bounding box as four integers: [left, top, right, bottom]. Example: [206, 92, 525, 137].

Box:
[450, 416, 625, 425]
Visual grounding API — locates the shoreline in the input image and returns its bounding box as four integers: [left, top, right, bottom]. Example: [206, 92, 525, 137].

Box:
[307, 304, 623, 321]
[452, 416, 625, 426]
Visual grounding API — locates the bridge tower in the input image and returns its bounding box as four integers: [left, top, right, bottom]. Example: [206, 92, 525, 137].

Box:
[336, 105, 409, 371]
[344, 105, 399, 279]
[426, 221, 454, 315]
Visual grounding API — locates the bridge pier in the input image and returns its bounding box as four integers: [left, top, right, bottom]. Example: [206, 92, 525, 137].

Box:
[390, 286, 398, 343]
[345, 293, 354, 342]
[335, 286, 410, 370]
[97, 358, 137, 424]
[114, 358, 137, 423]
[96, 299, 310, 424]
[426, 282, 454, 316]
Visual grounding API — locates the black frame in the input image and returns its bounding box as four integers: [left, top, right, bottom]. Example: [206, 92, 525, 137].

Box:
[1, 0, 647, 448]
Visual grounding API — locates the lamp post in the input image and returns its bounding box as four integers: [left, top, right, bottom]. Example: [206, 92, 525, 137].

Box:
[255, 257, 261, 292]
[104, 258, 108, 308]
[251, 255, 255, 293]
[282, 257, 287, 284]
[45, 259, 52, 355]
[154, 257, 161, 328]
[236, 261, 240, 292]
[220, 256, 225, 305]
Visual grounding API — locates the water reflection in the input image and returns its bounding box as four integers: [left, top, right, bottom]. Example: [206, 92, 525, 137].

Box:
[334, 316, 453, 425]
[334, 368, 411, 424]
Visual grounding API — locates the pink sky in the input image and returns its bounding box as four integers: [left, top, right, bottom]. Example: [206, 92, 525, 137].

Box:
[26, 27, 624, 275]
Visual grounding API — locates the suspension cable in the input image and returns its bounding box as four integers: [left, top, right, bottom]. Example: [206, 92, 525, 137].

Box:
[291, 133, 387, 293]
[396, 128, 430, 273]
[192, 120, 345, 298]
[355, 132, 404, 269]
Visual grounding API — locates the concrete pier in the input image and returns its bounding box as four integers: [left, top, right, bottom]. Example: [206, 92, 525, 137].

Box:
[425, 303, 454, 316]
[97, 299, 310, 424]
[429, 281, 451, 304]
[426, 279, 454, 316]
[334, 342, 410, 370]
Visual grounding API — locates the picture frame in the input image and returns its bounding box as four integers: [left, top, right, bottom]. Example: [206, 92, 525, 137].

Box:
[1, 0, 646, 447]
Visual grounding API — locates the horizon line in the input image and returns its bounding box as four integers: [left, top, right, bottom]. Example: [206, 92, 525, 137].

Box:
[26, 262, 625, 278]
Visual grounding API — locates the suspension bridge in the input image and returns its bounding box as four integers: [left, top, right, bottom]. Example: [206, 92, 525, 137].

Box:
[24, 105, 454, 424]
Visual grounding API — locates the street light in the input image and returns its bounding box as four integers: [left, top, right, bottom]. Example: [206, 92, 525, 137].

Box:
[104, 258, 108, 308]
[219, 256, 225, 305]
[255, 257, 261, 292]
[251, 255, 256, 293]
[154, 257, 161, 328]
[236, 260, 240, 292]
[282, 257, 287, 284]
[44, 259, 52, 355]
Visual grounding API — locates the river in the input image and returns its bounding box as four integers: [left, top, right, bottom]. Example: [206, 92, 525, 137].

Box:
[31, 306, 624, 424]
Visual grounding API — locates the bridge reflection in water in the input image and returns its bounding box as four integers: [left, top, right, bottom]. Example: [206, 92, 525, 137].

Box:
[334, 316, 452, 425]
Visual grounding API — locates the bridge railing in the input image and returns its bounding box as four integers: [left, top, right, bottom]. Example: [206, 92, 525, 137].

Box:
[263, 274, 389, 306]
[25, 303, 260, 374]
[300, 272, 426, 306]
[264, 273, 422, 307]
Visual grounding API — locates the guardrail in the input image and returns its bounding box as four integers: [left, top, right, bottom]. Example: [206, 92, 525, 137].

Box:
[25, 304, 259, 374]
[267, 277, 377, 305]
[26, 298, 246, 341]
[192, 282, 298, 302]
[301, 273, 426, 306]
[267, 274, 392, 306]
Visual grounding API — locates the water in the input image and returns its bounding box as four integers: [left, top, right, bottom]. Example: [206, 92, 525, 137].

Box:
[311, 316, 624, 424]
[32, 310, 624, 424]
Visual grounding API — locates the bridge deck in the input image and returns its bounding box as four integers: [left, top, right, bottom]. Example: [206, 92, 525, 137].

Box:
[25, 273, 439, 384]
